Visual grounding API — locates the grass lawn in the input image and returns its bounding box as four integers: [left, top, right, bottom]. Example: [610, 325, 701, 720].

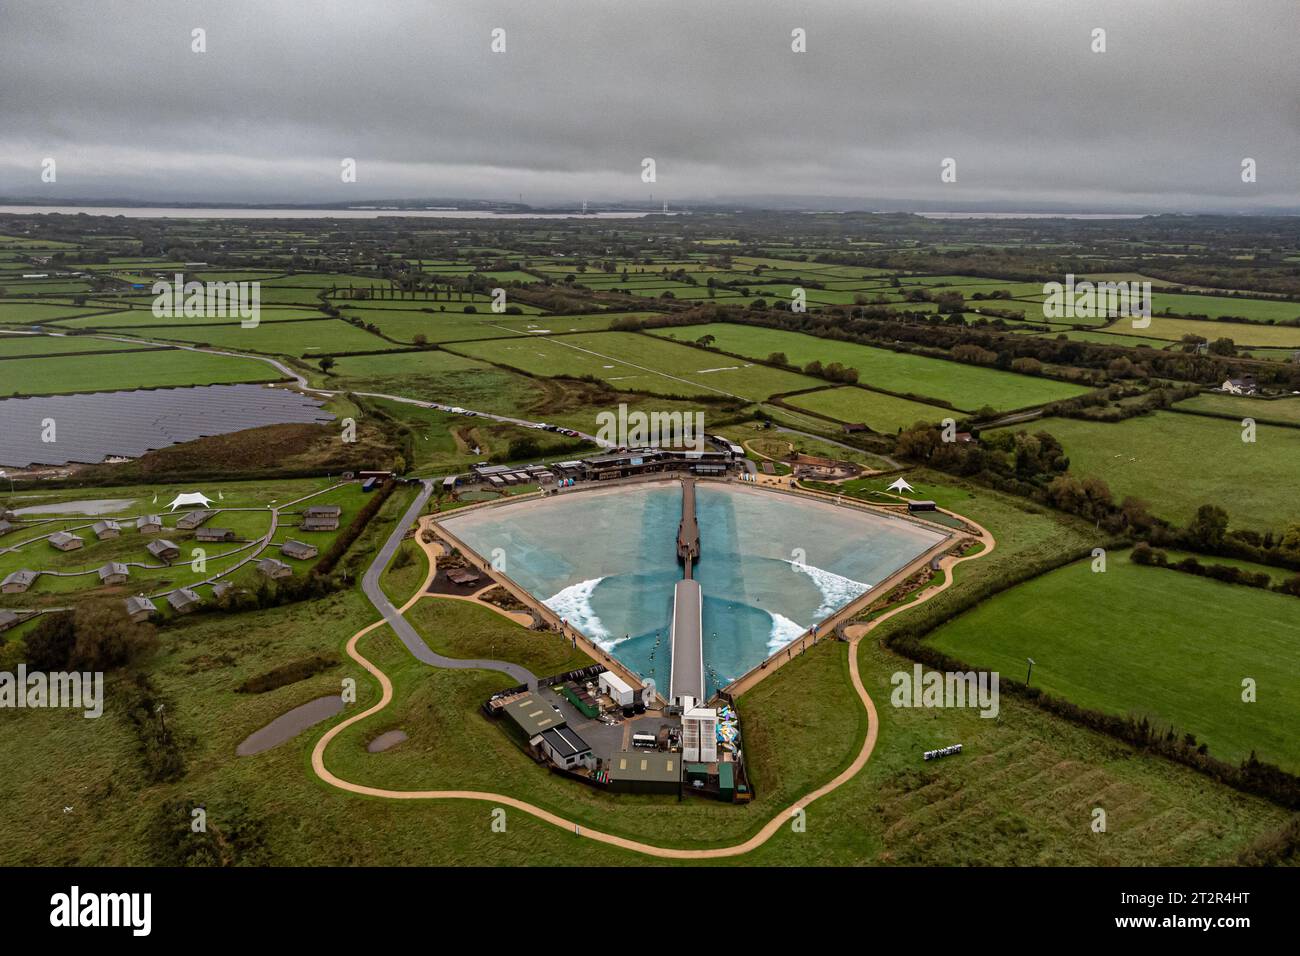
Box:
[405, 599, 592, 676]
[927, 555, 1300, 773]
[0, 348, 282, 396]
[649, 324, 1093, 411]
[785, 386, 951, 432]
[448, 331, 820, 401]
[1022, 413, 1300, 529]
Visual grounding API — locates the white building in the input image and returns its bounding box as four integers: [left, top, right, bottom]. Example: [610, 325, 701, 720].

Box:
[598, 671, 635, 708]
[681, 705, 718, 763]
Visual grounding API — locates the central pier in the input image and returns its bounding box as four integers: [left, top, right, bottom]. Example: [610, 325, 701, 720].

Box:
[669, 478, 705, 706]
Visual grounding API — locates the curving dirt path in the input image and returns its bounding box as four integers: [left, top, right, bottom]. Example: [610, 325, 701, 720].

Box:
[310, 493, 994, 859]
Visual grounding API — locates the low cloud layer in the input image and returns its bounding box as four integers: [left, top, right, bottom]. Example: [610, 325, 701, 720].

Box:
[0, 0, 1295, 212]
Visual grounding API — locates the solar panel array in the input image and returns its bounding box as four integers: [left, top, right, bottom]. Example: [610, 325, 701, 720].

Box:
[0, 384, 333, 467]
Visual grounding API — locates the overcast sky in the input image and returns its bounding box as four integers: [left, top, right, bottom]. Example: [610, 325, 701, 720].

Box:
[0, 0, 1295, 212]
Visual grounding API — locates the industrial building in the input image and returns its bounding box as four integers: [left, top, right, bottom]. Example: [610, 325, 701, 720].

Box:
[537, 726, 594, 770]
[605, 751, 681, 795]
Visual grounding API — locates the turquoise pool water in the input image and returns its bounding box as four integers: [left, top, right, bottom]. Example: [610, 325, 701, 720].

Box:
[441, 482, 946, 696]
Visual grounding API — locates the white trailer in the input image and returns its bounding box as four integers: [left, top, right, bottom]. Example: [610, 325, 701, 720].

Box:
[599, 671, 635, 708]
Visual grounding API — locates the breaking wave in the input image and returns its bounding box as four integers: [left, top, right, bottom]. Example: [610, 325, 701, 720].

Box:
[785, 558, 872, 620]
[766, 611, 806, 653]
[543, 577, 613, 647]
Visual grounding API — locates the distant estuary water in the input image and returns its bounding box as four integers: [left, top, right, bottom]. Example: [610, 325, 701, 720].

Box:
[441, 482, 945, 697]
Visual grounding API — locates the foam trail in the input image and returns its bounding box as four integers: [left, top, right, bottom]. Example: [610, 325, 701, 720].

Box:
[785, 558, 872, 620]
[543, 577, 613, 647]
[766, 611, 806, 653]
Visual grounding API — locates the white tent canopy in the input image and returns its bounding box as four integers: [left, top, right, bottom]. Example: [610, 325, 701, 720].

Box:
[166, 492, 213, 511]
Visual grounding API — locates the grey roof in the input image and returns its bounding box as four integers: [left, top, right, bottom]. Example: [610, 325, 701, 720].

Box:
[49, 531, 83, 547]
[92, 519, 121, 535]
[147, 539, 180, 558]
[3, 569, 38, 587]
[502, 694, 565, 737]
[196, 526, 234, 539]
[136, 514, 163, 528]
[281, 539, 317, 559]
[167, 587, 201, 610]
[0, 609, 19, 629]
[98, 561, 129, 581]
[124, 595, 157, 615]
[607, 751, 681, 784]
[0, 519, 14, 535]
[304, 504, 342, 516]
[257, 557, 292, 575]
[540, 726, 592, 760]
[176, 509, 214, 529]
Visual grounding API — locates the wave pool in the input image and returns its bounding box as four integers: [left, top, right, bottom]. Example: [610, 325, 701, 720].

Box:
[440, 481, 947, 697]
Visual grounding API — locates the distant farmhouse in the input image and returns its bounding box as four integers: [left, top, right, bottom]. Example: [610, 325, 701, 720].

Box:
[92, 519, 122, 540]
[1221, 376, 1258, 396]
[195, 527, 236, 543]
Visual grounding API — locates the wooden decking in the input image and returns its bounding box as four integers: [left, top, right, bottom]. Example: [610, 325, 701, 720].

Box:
[676, 477, 700, 577]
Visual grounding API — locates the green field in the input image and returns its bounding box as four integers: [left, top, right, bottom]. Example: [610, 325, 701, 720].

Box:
[0, 348, 282, 396]
[56, 307, 327, 330]
[448, 331, 820, 401]
[0, 301, 115, 325]
[1150, 292, 1300, 324]
[1096, 314, 1300, 348]
[649, 324, 1093, 411]
[1175, 393, 1300, 427]
[0, 334, 153, 357]
[928, 556, 1300, 772]
[783, 386, 951, 432]
[125, 318, 394, 355]
[1021, 412, 1300, 529]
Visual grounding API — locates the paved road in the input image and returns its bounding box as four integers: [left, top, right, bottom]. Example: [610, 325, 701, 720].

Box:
[358, 479, 537, 688]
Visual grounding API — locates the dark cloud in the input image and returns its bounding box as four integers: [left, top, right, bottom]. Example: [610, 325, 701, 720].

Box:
[0, 0, 1295, 211]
